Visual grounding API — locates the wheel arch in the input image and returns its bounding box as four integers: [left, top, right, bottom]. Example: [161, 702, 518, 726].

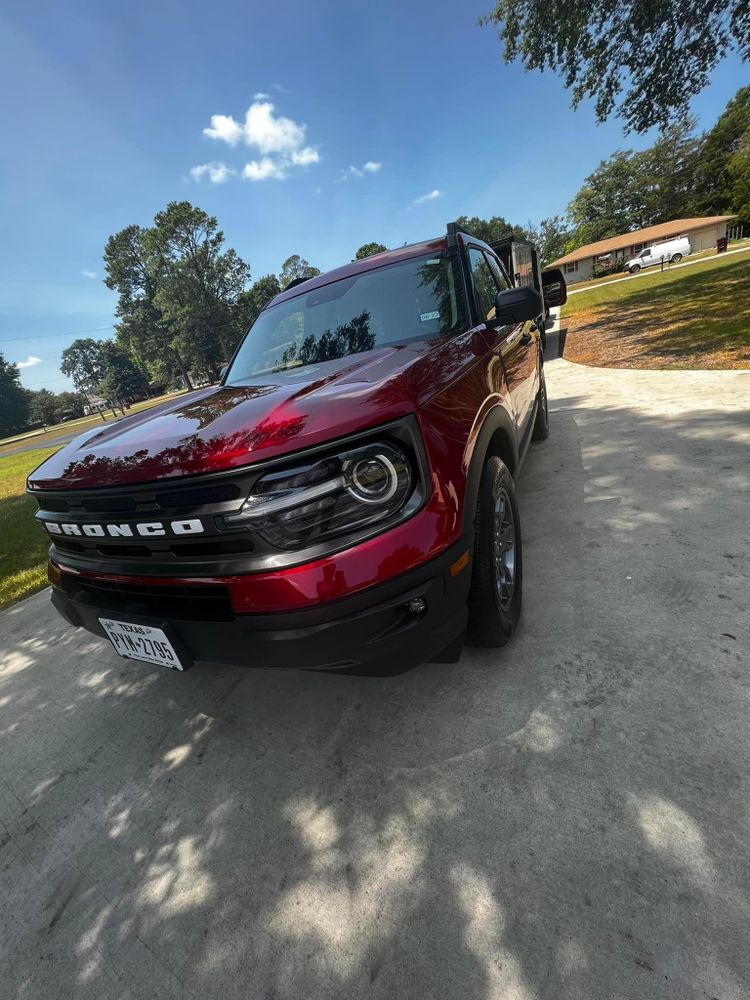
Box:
[462, 405, 518, 537]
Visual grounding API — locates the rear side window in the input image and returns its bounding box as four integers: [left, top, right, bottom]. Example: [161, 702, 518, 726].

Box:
[468, 247, 501, 323]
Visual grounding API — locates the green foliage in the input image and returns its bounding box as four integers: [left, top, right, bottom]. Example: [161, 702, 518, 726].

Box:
[526, 216, 575, 266]
[353, 242, 388, 260]
[150, 201, 251, 375]
[454, 215, 526, 244]
[692, 86, 750, 216]
[280, 255, 321, 288]
[729, 134, 750, 223]
[97, 343, 149, 410]
[568, 122, 702, 244]
[26, 388, 58, 426]
[54, 391, 87, 421]
[233, 274, 283, 341]
[60, 337, 106, 397]
[0, 353, 28, 437]
[104, 203, 253, 387]
[481, 0, 750, 133]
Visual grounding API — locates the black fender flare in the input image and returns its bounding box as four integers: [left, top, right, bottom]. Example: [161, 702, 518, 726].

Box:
[462, 404, 519, 538]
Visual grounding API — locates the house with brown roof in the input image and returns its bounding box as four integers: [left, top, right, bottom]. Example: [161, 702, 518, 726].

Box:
[548, 216, 737, 284]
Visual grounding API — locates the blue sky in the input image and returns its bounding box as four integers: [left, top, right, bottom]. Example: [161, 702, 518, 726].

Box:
[0, 0, 745, 393]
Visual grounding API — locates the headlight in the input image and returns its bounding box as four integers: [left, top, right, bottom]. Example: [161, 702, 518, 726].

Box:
[223, 441, 414, 550]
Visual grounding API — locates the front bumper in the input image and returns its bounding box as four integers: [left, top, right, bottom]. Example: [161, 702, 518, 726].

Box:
[50, 541, 471, 673]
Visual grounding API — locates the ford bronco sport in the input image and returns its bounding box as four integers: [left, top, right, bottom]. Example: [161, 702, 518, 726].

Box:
[28, 224, 560, 673]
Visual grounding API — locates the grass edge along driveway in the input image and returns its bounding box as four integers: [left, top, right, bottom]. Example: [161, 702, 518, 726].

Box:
[562, 252, 750, 370]
[0, 447, 58, 611]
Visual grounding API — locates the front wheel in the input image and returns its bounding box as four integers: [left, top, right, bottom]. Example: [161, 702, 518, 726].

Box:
[629, 263, 641, 274]
[466, 457, 523, 647]
[671, 252, 683, 263]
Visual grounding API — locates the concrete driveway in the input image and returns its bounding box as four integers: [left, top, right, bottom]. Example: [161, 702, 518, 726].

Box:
[1, 358, 748, 1000]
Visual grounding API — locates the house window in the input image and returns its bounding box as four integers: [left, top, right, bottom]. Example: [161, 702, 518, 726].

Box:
[564, 261, 578, 274]
[632, 243, 643, 253]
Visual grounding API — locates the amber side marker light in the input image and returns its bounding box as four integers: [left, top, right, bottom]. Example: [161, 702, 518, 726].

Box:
[48, 561, 63, 588]
[450, 550, 470, 577]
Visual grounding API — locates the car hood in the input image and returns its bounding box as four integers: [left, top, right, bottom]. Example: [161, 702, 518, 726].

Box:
[28, 347, 431, 491]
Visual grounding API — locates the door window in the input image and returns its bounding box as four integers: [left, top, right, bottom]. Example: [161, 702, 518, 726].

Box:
[468, 248, 501, 323]
[484, 252, 511, 292]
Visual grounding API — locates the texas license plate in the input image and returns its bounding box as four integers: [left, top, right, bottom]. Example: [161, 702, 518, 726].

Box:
[99, 618, 184, 671]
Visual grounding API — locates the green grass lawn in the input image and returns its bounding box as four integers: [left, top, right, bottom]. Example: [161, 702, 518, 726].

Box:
[0, 447, 58, 611]
[562, 252, 750, 369]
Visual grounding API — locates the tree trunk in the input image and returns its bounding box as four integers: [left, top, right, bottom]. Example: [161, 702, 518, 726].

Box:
[173, 348, 193, 390]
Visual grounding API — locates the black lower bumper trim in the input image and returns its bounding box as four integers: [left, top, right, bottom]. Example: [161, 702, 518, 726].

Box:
[50, 542, 471, 673]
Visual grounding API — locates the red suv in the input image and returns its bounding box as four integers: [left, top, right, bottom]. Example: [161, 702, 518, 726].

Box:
[28, 224, 553, 673]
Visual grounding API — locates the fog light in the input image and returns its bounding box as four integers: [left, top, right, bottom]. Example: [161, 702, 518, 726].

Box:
[404, 596, 427, 615]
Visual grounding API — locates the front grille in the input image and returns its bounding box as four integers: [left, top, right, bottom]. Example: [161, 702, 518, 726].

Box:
[62, 575, 234, 622]
[37, 481, 242, 516]
[33, 470, 255, 574]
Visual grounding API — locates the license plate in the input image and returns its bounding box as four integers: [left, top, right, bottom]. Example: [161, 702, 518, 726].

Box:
[99, 618, 184, 671]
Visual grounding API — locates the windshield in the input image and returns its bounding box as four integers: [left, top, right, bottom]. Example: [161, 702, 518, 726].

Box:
[226, 252, 464, 380]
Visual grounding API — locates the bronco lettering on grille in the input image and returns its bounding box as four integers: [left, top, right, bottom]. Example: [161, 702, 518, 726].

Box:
[43, 518, 205, 538]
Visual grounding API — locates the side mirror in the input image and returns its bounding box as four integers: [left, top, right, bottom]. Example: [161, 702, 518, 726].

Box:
[541, 268, 567, 307]
[493, 286, 543, 325]
[219, 364, 229, 382]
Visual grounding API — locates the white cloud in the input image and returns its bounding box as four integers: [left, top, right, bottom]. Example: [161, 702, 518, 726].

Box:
[202, 99, 319, 181]
[291, 146, 320, 166]
[81, 269, 97, 280]
[190, 161, 235, 184]
[203, 113, 244, 146]
[414, 189, 443, 204]
[341, 160, 383, 180]
[16, 355, 41, 369]
[242, 158, 288, 181]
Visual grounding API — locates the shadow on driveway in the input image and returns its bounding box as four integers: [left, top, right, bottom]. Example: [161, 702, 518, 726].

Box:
[1, 372, 748, 999]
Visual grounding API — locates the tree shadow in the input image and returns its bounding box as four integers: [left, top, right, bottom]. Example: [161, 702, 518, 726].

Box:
[1, 366, 749, 998]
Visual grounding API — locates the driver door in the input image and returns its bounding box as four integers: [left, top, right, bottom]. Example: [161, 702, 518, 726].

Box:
[465, 245, 537, 439]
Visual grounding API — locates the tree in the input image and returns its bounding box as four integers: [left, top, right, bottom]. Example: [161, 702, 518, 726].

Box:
[729, 133, 750, 223]
[150, 202, 251, 373]
[280, 255, 320, 288]
[692, 86, 750, 215]
[233, 274, 283, 340]
[527, 216, 575, 266]
[353, 242, 387, 260]
[454, 215, 526, 244]
[566, 124, 701, 245]
[0, 353, 28, 437]
[54, 391, 87, 421]
[60, 338, 107, 399]
[27, 388, 58, 427]
[481, 0, 750, 133]
[97, 343, 149, 412]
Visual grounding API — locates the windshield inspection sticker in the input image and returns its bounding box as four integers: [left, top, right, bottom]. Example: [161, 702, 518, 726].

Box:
[419, 311, 441, 322]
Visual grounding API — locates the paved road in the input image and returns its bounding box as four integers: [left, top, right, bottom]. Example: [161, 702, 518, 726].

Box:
[1, 359, 748, 1000]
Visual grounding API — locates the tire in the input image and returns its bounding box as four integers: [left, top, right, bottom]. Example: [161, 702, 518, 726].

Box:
[532, 365, 550, 441]
[466, 456, 523, 647]
[630, 263, 641, 274]
[671, 253, 682, 263]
